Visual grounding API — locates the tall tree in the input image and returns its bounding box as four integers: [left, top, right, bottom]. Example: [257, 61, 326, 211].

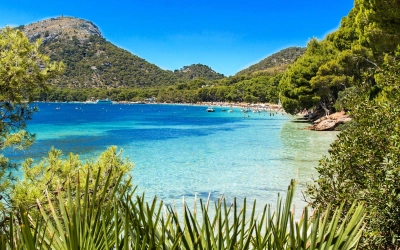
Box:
[0, 27, 64, 210]
[355, 0, 400, 53]
[279, 38, 336, 114]
[307, 1, 400, 248]
[307, 58, 400, 249]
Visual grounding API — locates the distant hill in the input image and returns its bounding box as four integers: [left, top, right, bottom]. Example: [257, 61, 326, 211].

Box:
[173, 64, 225, 81]
[237, 47, 306, 75]
[18, 16, 224, 89]
[18, 16, 102, 43]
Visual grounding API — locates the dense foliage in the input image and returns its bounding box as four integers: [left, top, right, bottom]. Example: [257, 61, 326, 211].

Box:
[173, 64, 225, 81]
[156, 72, 283, 104]
[307, 56, 400, 249]
[304, 0, 400, 248]
[236, 47, 306, 76]
[31, 50, 297, 104]
[278, 5, 373, 115]
[41, 35, 178, 88]
[1, 166, 366, 249]
[0, 27, 63, 210]
[35, 71, 283, 104]
[11, 147, 132, 217]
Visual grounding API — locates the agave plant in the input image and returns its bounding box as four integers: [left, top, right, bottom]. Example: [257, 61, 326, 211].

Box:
[157, 180, 366, 249]
[1, 169, 365, 249]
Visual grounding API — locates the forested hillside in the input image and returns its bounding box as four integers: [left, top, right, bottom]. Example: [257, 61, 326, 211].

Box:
[173, 64, 225, 81]
[18, 17, 224, 89]
[15, 16, 312, 104]
[41, 35, 178, 88]
[236, 47, 305, 75]
[40, 49, 296, 103]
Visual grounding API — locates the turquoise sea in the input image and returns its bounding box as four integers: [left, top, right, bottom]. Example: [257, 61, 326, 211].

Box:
[6, 103, 338, 216]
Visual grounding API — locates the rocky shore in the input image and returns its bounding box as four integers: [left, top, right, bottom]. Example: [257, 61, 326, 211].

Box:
[305, 111, 352, 131]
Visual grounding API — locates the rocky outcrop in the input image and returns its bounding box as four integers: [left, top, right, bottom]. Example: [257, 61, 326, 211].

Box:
[20, 16, 102, 43]
[306, 111, 352, 131]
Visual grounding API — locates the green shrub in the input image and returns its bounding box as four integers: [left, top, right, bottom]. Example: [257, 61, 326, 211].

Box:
[2, 159, 366, 249]
[308, 59, 400, 248]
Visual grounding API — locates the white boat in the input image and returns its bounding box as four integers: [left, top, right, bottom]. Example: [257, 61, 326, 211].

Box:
[206, 107, 215, 112]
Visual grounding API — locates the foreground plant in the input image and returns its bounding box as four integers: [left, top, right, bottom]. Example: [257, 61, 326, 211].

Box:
[0, 162, 365, 249]
[11, 146, 132, 219]
[307, 56, 400, 249]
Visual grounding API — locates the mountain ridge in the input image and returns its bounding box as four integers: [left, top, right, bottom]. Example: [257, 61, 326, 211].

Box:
[17, 16, 225, 89]
[19, 16, 102, 43]
[17, 16, 303, 90]
[236, 47, 306, 75]
[173, 64, 225, 81]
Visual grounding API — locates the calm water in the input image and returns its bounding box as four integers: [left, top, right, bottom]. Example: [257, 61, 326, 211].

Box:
[6, 103, 338, 216]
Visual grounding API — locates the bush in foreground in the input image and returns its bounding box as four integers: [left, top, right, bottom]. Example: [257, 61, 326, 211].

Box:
[0, 150, 365, 249]
[307, 57, 400, 249]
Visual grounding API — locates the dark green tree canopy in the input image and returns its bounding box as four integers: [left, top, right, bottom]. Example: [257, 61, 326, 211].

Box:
[355, 0, 400, 53]
[306, 1, 400, 248]
[0, 27, 63, 137]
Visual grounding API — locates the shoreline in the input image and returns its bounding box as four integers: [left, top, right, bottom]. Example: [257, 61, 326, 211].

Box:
[36, 100, 285, 112]
[36, 100, 350, 131]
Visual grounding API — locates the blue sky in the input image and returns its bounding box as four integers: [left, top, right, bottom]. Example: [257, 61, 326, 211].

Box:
[1, 0, 354, 76]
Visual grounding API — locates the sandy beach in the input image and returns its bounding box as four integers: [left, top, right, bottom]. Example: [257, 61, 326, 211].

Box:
[114, 100, 285, 112]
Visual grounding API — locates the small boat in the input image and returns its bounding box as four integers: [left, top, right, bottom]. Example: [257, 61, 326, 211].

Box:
[228, 109, 234, 113]
[96, 99, 113, 104]
[206, 107, 215, 112]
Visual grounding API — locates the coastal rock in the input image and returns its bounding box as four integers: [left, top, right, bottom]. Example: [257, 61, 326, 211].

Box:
[306, 111, 351, 131]
[313, 119, 338, 131]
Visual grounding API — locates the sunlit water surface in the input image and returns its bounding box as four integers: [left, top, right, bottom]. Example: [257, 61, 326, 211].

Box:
[6, 103, 338, 216]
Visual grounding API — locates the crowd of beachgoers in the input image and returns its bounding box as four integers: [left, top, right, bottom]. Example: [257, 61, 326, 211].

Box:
[114, 101, 286, 112]
[41, 100, 287, 113]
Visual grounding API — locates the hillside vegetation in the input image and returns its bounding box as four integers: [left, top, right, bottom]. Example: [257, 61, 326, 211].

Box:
[18, 17, 224, 89]
[236, 47, 305, 75]
[173, 64, 225, 81]
[16, 16, 306, 104]
[42, 35, 177, 88]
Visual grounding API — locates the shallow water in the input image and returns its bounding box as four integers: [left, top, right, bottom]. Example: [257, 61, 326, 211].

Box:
[5, 103, 338, 216]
